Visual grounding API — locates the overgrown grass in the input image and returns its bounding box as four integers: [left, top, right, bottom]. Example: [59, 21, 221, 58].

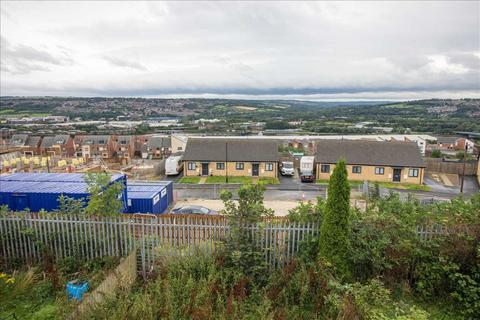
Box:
[205, 176, 253, 184]
[0, 256, 119, 320]
[83, 253, 467, 320]
[316, 179, 431, 191]
[178, 176, 201, 184]
[377, 182, 431, 191]
[258, 177, 280, 185]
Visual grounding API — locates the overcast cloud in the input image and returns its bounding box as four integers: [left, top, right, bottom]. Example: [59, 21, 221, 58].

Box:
[0, 1, 479, 100]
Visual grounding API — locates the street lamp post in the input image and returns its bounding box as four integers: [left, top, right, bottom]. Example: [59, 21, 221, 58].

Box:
[460, 143, 467, 193]
[225, 141, 228, 183]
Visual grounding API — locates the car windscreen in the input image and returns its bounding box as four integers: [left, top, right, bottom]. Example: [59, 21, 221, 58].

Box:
[283, 163, 293, 168]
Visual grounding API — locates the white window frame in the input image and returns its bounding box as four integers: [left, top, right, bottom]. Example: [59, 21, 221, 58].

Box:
[265, 162, 274, 171]
[188, 162, 196, 170]
[409, 168, 419, 177]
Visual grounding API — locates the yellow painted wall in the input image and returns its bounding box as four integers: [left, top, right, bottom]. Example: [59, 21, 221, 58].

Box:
[316, 163, 424, 184]
[184, 161, 277, 177]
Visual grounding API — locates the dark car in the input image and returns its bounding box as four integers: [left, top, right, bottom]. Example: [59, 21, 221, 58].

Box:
[171, 205, 218, 215]
[300, 171, 315, 182]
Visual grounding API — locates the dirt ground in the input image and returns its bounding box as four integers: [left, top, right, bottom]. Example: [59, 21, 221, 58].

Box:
[174, 198, 366, 216]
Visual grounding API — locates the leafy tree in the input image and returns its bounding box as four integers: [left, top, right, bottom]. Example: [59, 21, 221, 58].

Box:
[287, 197, 324, 224]
[220, 184, 273, 284]
[319, 159, 352, 279]
[430, 149, 442, 158]
[84, 173, 125, 216]
[56, 195, 85, 215]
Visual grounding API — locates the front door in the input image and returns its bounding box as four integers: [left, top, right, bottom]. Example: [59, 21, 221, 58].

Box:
[393, 168, 402, 182]
[252, 163, 259, 176]
[201, 163, 209, 176]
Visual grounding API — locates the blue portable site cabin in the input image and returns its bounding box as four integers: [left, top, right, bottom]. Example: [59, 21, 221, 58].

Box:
[0, 173, 128, 212]
[126, 181, 174, 214]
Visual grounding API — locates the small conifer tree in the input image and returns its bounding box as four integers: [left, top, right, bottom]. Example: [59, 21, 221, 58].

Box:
[319, 159, 352, 278]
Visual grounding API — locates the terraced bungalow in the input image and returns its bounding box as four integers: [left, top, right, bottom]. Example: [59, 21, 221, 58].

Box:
[315, 140, 425, 184]
[183, 138, 279, 178]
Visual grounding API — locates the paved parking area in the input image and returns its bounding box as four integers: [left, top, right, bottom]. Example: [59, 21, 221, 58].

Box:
[425, 172, 479, 196]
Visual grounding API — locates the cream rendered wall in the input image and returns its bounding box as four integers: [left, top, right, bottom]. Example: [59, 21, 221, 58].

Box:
[184, 161, 277, 177]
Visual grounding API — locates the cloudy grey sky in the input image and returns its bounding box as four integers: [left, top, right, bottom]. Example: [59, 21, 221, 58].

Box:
[1, 1, 479, 100]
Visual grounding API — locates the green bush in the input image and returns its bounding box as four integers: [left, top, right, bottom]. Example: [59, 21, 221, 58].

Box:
[319, 159, 352, 279]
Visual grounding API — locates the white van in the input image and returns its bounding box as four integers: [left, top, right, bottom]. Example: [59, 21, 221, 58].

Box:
[165, 153, 184, 175]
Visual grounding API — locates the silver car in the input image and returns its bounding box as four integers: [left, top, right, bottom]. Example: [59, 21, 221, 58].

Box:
[171, 205, 218, 215]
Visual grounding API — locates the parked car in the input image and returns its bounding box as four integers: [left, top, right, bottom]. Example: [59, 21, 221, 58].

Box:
[171, 205, 218, 215]
[280, 161, 295, 176]
[299, 171, 315, 182]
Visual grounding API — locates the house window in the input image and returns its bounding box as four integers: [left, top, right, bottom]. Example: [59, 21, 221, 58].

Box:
[352, 166, 362, 174]
[236, 162, 244, 170]
[265, 163, 274, 171]
[375, 167, 385, 175]
[188, 162, 196, 170]
[320, 164, 330, 173]
[409, 168, 419, 177]
[216, 162, 225, 170]
[177, 147, 183, 151]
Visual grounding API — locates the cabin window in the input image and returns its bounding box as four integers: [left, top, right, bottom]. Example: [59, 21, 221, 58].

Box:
[375, 167, 385, 175]
[188, 162, 196, 170]
[265, 163, 274, 171]
[216, 162, 225, 170]
[320, 164, 330, 173]
[236, 162, 244, 170]
[409, 168, 419, 177]
[352, 166, 362, 174]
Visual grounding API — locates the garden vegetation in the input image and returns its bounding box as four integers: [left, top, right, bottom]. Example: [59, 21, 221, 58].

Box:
[81, 162, 479, 319]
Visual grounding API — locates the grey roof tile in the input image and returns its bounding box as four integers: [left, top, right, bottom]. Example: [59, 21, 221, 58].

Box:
[314, 140, 425, 168]
[184, 138, 280, 162]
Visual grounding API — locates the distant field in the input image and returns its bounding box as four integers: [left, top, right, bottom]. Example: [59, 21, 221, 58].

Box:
[0, 109, 15, 114]
[0, 113, 52, 118]
[235, 106, 257, 111]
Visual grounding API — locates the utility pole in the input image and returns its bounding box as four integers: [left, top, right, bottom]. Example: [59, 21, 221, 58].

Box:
[225, 141, 228, 183]
[460, 143, 467, 193]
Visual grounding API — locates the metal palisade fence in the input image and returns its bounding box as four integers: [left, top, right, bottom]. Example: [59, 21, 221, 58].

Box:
[0, 213, 318, 277]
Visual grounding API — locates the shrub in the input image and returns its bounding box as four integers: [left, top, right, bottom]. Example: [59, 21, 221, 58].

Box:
[220, 184, 274, 285]
[319, 159, 352, 279]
